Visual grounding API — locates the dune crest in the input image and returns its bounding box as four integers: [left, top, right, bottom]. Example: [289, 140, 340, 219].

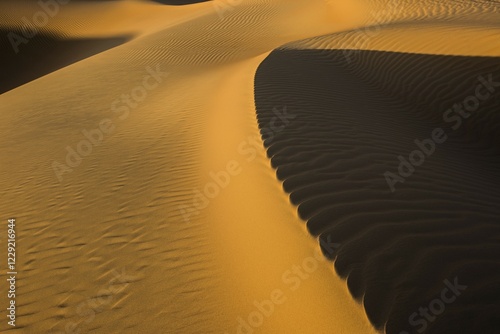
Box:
[0, 0, 381, 333]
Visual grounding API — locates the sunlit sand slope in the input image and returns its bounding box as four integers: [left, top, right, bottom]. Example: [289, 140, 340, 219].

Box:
[254, 49, 500, 334]
[289, 0, 500, 57]
[0, 0, 379, 333]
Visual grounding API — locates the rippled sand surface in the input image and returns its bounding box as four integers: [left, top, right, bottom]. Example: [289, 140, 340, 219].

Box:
[0, 1, 498, 333]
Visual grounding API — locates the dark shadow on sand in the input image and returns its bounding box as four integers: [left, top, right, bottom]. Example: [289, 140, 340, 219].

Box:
[255, 49, 500, 334]
[0, 29, 129, 94]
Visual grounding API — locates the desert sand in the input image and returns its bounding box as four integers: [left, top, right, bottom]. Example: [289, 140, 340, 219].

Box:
[0, 0, 499, 333]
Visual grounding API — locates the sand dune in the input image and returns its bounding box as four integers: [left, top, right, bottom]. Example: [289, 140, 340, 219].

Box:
[0, 0, 375, 333]
[0, 0, 209, 38]
[1, 0, 499, 333]
[254, 49, 500, 333]
[287, 0, 500, 57]
[0, 29, 128, 94]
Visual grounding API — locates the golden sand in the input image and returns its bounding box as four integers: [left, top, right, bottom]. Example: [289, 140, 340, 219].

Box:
[1, 0, 497, 333]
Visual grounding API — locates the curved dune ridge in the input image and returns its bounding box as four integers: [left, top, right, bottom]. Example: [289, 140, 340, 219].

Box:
[254, 48, 500, 333]
[286, 0, 500, 57]
[0, 0, 376, 333]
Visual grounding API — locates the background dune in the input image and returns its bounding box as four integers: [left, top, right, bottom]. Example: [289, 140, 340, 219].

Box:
[288, 0, 500, 57]
[151, 0, 211, 4]
[0, 29, 128, 94]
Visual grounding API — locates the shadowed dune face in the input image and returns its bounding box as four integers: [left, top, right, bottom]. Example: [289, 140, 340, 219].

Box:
[0, 29, 128, 94]
[254, 49, 500, 334]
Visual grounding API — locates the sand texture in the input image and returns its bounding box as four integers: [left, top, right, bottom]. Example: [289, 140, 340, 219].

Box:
[0, 0, 499, 333]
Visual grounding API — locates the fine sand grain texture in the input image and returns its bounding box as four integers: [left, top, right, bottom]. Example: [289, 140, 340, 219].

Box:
[1, 0, 499, 333]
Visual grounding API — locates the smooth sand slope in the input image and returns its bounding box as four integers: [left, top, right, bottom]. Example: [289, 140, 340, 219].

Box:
[0, 0, 377, 333]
